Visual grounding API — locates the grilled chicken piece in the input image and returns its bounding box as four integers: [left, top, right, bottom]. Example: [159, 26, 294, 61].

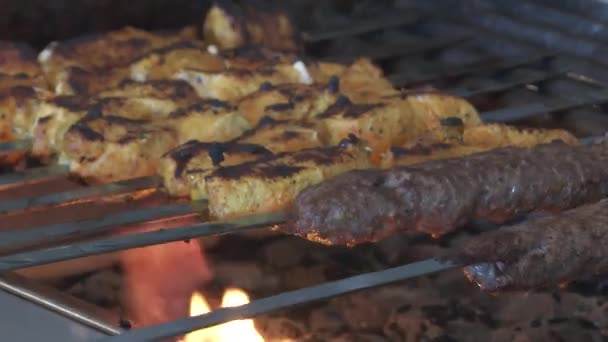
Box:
[61, 115, 178, 183]
[159, 118, 321, 198]
[174, 64, 310, 100]
[205, 136, 372, 219]
[311, 58, 399, 101]
[0, 41, 50, 145]
[203, 0, 301, 51]
[168, 99, 251, 144]
[61, 99, 251, 183]
[29, 80, 202, 161]
[159, 141, 273, 198]
[31, 96, 181, 162]
[0, 87, 51, 142]
[38, 27, 187, 94]
[235, 118, 324, 153]
[390, 125, 578, 167]
[97, 79, 200, 102]
[237, 82, 340, 126]
[314, 92, 481, 164]
[128, 42, 224, 82]
[461, 123, 579, 147]
[0, 41, 43, 79]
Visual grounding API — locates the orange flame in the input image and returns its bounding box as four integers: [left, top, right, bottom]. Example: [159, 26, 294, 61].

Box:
[184, 288, 264, 342]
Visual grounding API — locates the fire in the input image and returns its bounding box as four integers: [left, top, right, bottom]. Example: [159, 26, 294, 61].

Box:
[184, 288, 264, 342]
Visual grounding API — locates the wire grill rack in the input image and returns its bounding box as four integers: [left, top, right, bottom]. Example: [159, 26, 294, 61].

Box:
[2, 1, 608, 341]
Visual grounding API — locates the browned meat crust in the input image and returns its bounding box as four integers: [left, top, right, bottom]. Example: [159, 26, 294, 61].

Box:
[289, 141, 608, 246]
[452, 198, 608, 292]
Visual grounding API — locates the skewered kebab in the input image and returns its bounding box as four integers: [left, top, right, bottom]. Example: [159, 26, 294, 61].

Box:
[202, 124, 576, 220]
[451, 197, 608, 292]
[288, 137, 606, 246]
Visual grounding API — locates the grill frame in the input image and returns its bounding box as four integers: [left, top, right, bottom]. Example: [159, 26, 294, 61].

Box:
[2, 1, 608, 340]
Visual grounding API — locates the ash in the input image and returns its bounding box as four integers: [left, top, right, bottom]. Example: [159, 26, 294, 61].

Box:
[58, 230, 608, 341]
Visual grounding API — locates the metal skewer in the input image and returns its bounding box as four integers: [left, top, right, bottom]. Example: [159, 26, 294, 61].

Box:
[0, 200, 206, 252]
[0, 175, 162, 214]
[0, 210, 289, 271]
[105, 258, 459, 342]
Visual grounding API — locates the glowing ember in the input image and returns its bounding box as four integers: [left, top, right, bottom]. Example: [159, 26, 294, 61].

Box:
[184, 288, 264, 342]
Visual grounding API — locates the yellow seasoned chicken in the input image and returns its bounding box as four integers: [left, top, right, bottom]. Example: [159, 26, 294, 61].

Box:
[174, 64, 309, 100]
[310, 58, 399, 101]
[128, 42, 224, 82]
[390, 124, 579, 167]
[314, 92, 481, 164]
[97, 79, 201, 103]
[160, 118, 322, 198]
[38, 27, 187, 94]
[168, 99, 251, 144]
[60, 98, 256, 183]
[0, 41, 51, 143]
[235, 118, 324, 153]
[203, 0, 301, 52]
[29, 80, 203, 161]
[237, 82, 340, 126]
[61, 115, 178, 183]
[159, 141, 273, 198]
[204, 137, 372, 219]
[31, 96, 182, 162]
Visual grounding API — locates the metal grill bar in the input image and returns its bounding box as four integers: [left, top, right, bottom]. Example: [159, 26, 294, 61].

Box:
[388, 53, 556, 86]
[327, 35, 470, 63]
[482, 88, 608, 122]
[447, 68, 568, 98]
[0, 175, 161, 214]
[0, 200, 203, 253]
[0, 165, 69, 187]
[302, 11, 425, 42]
[0, 210, 289, 272]
[106, 258, 458, 342]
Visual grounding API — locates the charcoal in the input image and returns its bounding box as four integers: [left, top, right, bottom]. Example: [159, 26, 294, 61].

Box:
[212, 261, 279, 292]
[255, 316, 307, 341]
[309, 308, 346, 334]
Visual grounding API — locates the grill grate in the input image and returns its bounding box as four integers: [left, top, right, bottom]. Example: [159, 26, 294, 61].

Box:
[1, 1, 608, 340]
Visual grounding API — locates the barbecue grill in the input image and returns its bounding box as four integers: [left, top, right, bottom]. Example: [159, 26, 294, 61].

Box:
[2, 0, 608, 341]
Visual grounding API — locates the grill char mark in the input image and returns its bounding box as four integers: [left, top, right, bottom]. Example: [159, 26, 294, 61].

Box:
[168, 141, 272, 178]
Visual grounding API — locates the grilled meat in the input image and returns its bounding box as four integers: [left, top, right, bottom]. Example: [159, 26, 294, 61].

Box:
[61, 115, 178, 183]
[61, 99, 251, 183]
[391, 124, 578, 167]
[205, 136, 372, 219]
[203, 0, 301, 52]
[314, 91, 481, 163]
[38, 27, 186, 94]
[96, 79, 200, 102]
[28, 80, 203, 161]
[32, 95, 184, 162]
[166, 99, 251, 144]
[453, 198, 608, 292]
[174, 64, 311, 100]
[128, 42, 224, 82]
[0, 41, 43, 79]
[237, 83, 340, 126]
[235, 118, 324, 153]
[159, 141, 273, 198]
[288, 139, 608, 246]
[159, 119, 322, 198]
